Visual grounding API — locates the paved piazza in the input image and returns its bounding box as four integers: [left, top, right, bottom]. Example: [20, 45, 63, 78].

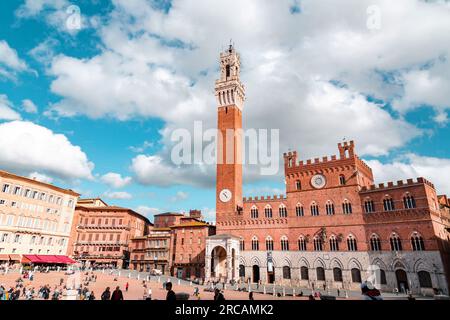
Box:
[0, 270, 386, 300]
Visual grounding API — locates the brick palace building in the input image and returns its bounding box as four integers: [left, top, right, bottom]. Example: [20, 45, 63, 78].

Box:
[205, 46, 450, 295]
[129, 210, 215, 280]
[68, 198, 150, 268]
[0, 170, 79, 265]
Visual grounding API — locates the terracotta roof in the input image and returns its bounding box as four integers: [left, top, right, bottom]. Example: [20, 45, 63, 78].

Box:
[170, 221, 211, 228]
[154, 212, 184, 217]
[0, 170, 80, 196]
[75, 205, 152, 225]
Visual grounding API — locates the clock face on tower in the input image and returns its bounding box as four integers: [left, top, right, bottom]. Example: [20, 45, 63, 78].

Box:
[311, 174, 327, 189]
[219, 189, 232, 203]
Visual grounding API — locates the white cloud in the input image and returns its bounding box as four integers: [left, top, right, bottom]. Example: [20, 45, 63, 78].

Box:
[135, 205, 160, 219]
[130, 155, 214, 188]
[15, 0, 89, 35]
[0, 40, 28, 76]
[21, 99, 38, 113]
[0, 94, 21, 120]
[39, 0, 450, 187]
[103, 191, 132, 200]
[366, 154, 450, 195]
[170, 191, 189, 202]
[28, 172, 53, 184]
[100, 172, 132, 189]
[0, 120, 94, 180]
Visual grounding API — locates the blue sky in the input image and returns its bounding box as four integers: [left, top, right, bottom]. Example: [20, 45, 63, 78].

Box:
[0, 0, 449, 222]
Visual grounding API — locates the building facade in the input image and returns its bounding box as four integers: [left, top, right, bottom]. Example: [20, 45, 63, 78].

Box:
[68, 198, 150, 268]
[0, 170, 79, 264]
[129, 211, 216, 280]
[129, 227, 172, 274]
[206, 46, 450, 296]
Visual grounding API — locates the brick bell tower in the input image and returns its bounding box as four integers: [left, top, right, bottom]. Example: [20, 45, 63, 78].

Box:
[215, 44, 245, 225]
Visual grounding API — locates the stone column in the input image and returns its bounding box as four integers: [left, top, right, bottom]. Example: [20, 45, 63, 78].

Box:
[205, 254, 211, 281]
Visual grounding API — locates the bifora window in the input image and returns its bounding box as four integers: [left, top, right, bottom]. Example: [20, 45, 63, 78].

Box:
[311, 203, 319, 216]
[347, 235, 358, 251]
[329, 236, 339, 251]
[333, 267, 343, 282]
[298, 236, 306, 251]
[265, 237, 274, 251]
[383, 197, 395, 211]
[342, 200, 352, 214]
[325, 201, 335, 215]
[411, 233, 425, 251]
[403, 194, 416, 209]
[250, 206, 258, 219]
[296, 204, 304, 217]
[390, 234, 402, 251]
[280, 236, 289, 251]
[364, 200, 375, 213]
[251, 237, 259, 251]
[313, 237, 323, 251]
[279, 205, 288, 218]
[370, 234, 382, 251]
[295, 180, 301, 190]
[264, 206, 273, 218]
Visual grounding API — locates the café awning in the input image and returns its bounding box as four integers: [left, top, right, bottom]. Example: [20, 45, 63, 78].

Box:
[22, 255, 76, 264]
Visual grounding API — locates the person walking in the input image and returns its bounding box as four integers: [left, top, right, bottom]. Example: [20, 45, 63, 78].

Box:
[111, 286, 123, 301]
[125, 282, 129, 292]
[89, 291, 96, 300]
[249, 291, 254, 300]
[101, 287, 111, 300]
[166, 282, 176, 301]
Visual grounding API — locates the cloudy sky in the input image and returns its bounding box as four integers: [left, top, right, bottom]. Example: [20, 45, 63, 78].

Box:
[0, 0, 449, 222]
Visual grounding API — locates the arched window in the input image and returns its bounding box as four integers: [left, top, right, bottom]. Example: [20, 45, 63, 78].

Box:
[251, 236, 259, 251]
[226, 64, 231, 78]
[300, 266, 309, 280]
[279, 204, 287, 218]
[333, 267, 343, 282]
[370, 234, 382, 251]
[281, 236, 289, 251]
[418, 271, 432, 288]
[325, 201, 335, 216]
[240, 239, 245, 251]
[411, 233, 425, 251]
[264, 205, 273, 218]
[403, 194, 416, 209]
[351, 268, 362, 283]
[316, 267, 325, 281]
[329, 235, 339, 251]
[283, 266, 291, 279]
[310, 202, 319, 216]
[347, 235, 357, 251]
[379, 269, 387, 285]
[339, 175, 346, 186]
[383, 196, 395, 211]
[265, 236, 274, 251]
[342, 200, 352, 214]
[313, 236, 323, 251]
[250, 206, 259, 219]
[390, 233, 402, 251]
[295, 180, 301, 190]
[296, 204, 304, 217]
[239, 265, 245, 277]
[364, 199, 375, 213]
[298, 236, 306, 251]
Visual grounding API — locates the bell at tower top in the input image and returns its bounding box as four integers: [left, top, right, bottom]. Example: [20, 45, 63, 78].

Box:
[215, 45, 245, 109]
